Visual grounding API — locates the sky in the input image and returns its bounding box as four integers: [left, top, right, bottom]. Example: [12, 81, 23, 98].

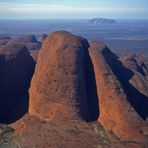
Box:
[0, 0, 148, 19]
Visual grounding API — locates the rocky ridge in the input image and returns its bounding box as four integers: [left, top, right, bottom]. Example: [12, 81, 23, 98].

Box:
[0, 31, 147, 148]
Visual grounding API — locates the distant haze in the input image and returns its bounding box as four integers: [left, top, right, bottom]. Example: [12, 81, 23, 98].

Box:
[0, 0, 148, 19]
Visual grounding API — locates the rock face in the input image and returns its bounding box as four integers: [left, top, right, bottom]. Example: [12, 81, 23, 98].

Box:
[0, 43, 35, 123]
[7, 35, 41, 50]
[88, 41, 146, 141]
[89, 18, 116, 24]
[29, 31, 99, 122]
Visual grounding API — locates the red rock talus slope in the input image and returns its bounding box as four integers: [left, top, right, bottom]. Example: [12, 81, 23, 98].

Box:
[29, 31, 99, 122]
[89, 41, 146, 141]
[0, 43, 35, 123]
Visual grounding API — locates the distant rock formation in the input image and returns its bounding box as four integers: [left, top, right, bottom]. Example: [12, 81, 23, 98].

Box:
[0, 35, 11, 46]
[8, 35, 37, 43]
[29, 31, 99, 122]
[89, 41, 147, 141]
[89, 18, 116, 24]
[0, 35, 11, 40]
[0, 43, 35, 123]
[0, 31, 147, 147]
[7, 35, 41, 50]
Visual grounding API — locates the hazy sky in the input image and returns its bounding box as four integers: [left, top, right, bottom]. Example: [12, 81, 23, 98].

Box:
[0, 0, 148, 19]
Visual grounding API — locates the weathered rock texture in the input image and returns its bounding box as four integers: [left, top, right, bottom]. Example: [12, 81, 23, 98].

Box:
[120, 54, 148, 97]
[88, 41, 147, 141]
[29, 31, 99, 122]
[121, 54, 148, 77]
[0, 43, 35, 123]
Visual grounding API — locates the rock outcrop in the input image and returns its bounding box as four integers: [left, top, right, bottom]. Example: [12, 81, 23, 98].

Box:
[8, 35, 37, 43]
[0, 43, 35, 123]
[121, 54, 148, 77]
[29, 31, 99, 122]
[89, 18, 116, 24]
[7, 35, 41, 50]
[120, 54, 148, 97]
[0, 31, 147, 147]
[88, 41, 146, 141]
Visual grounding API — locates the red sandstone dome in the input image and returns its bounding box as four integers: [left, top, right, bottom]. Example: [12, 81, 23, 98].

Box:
[29, 31, 99, 122]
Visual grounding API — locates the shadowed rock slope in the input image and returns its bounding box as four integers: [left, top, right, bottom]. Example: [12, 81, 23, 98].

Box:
[121, 54, 148, 97]
[0, 43, 35, 123]
[89, 41, 147, 142]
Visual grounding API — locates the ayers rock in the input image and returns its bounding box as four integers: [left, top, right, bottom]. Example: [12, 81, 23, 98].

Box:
[29, 31, 99, 122]
[0, 43, 35, 123]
